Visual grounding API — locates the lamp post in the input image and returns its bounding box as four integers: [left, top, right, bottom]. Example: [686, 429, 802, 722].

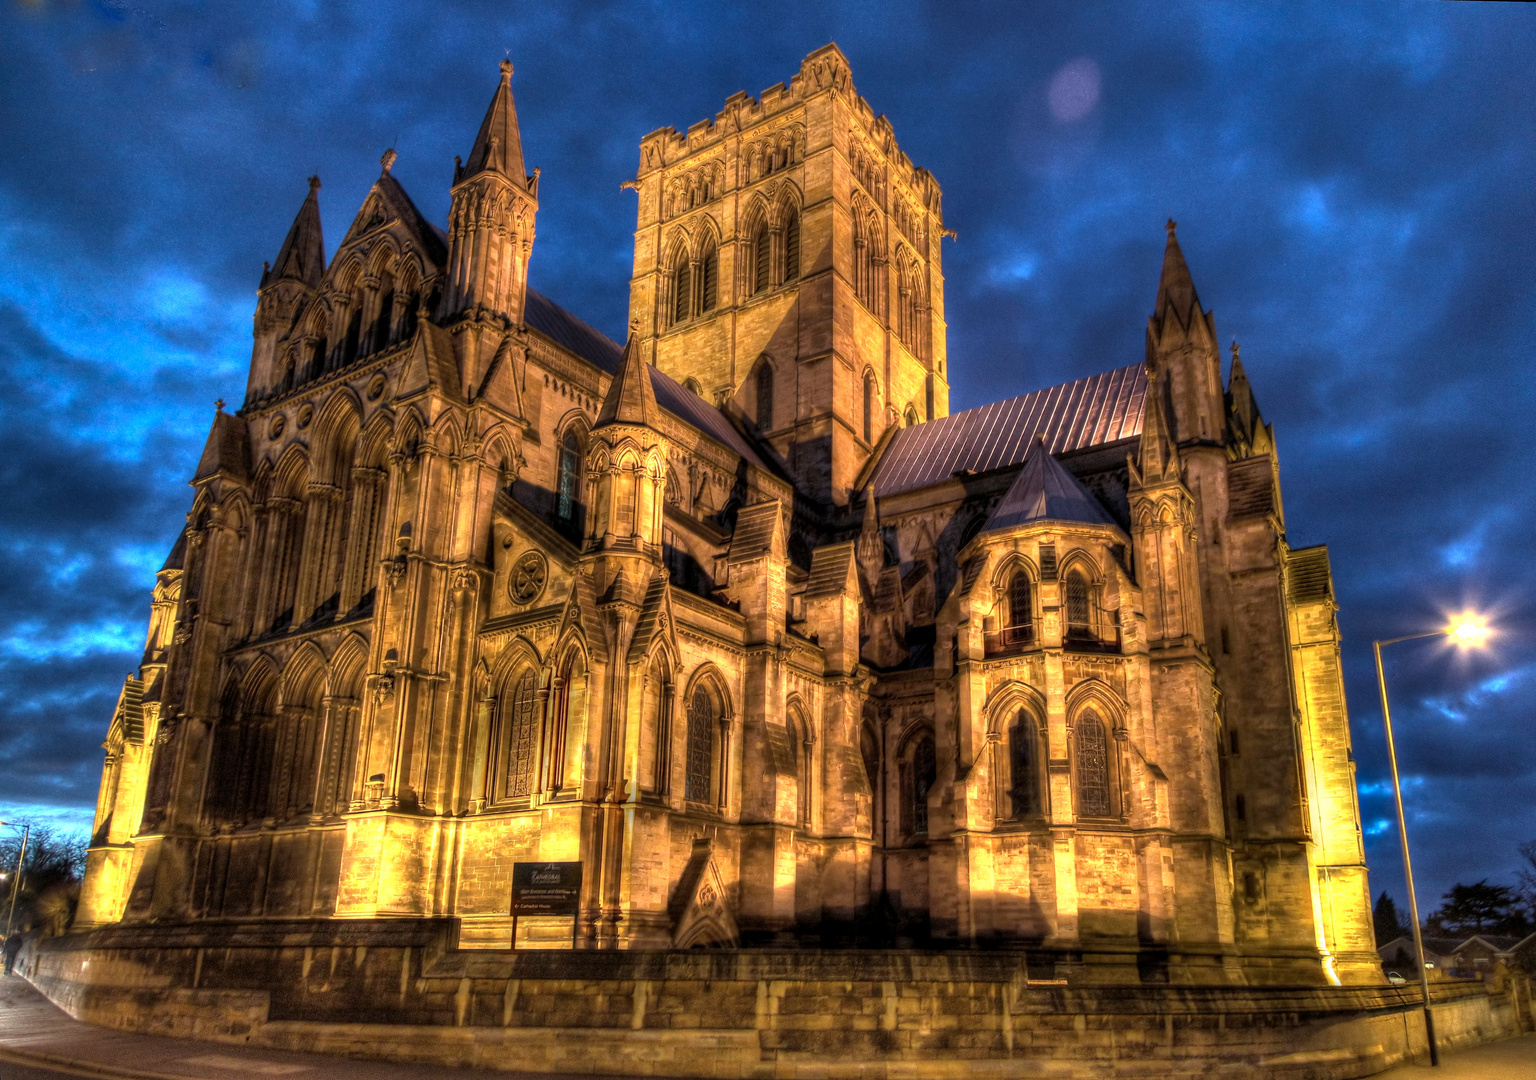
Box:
[2, 821, 30, 940]
[1373, 614, 1491, 1069]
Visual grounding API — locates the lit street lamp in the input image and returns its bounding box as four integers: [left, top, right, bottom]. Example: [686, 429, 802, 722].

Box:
[1374, 614, 1492, 1068]
[2, 820, 30, 941]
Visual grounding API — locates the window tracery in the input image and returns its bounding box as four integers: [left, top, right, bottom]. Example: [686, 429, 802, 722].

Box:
[685, 683, 716, 803]
[1074, 709, 1111, 817]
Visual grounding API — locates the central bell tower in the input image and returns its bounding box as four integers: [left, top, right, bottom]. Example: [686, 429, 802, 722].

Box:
[625, 44, 949, 508]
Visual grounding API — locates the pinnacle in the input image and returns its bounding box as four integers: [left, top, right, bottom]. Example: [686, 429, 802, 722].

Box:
[261, 177, 325, 290]
[595, 332, 658, 429]
[1152, 219, 1200, 328]
[460, 59, 530, 189]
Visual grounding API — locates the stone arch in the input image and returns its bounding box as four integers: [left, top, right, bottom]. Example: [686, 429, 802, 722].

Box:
[1065, 679, 1126, 820]
[682, 663, 733, 807]
[545, 638, 590, 794]
[984, 682, 1049, 821]
[896, 721, 936, 841]
[785, 694, 814, 827]
[320, 634, 369, 815]
[489, 639, 544, 804]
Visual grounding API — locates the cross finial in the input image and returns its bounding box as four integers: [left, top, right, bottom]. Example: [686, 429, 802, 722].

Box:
[215, 399, 226, 412]
[500, 58, 513, 80]
[1230, 339, 1240, 362]
[380, 148, 397, 175]
[1165, 218, 1177, 237]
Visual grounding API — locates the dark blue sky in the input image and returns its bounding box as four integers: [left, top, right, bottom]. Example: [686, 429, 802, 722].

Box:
[2, 1, 1532, 915]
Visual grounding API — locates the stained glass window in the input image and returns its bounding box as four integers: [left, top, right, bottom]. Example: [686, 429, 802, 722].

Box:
[504, 669, 539, 799]
[685, 685, 714, 803]
[1008, 711, 1036, 817]
[1075, 710, 1110, 816]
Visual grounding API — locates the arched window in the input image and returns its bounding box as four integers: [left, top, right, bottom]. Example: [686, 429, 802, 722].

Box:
[685, 684, 716, 803]
[1065, 570, 1091, 639]
[900, 730, 936, 838]
[672, 259, 692, 325]
[853, 204, 881, 314]
[752, 221, 771, 295]
[1004, 570, 1033, 646]
[783, 208, 800, 282]
[557, 429, 582, 526]
[1075, 710, 1111, 817]
[646, 656, 672, 795]
[863, 372, 877, 444]
[1007, 710, 1038, 818]
[371, 272, 395, 353]
[756, 361, 774, 430]
[903, 404, 919, 428]
[500, 668, 540, 799]
[615, 464, 637, 536]
[545, 652, 586, 794]
[790, 709, 811, 827]
[699, 242, 718, 314]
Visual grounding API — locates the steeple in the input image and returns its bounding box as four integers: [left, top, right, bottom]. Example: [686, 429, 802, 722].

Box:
[260, 177, 325, 290]
[442, 60, 539, 329]
[1152, 218, 1199, 330]
[1146, 220, 1223, 446]
[456, 59, 532, 189]
[596, 331, 659, 430]
[1224, 341, 1273, 457]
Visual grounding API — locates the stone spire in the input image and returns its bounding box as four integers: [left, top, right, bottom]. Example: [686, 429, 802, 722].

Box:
[456, 59, 531, 189]
[1133, 366, 1181, 486]
[1151, 218, 1200, 329]
[260, 176, 325, 290]
[595, 331, 658, 430]
[442, 60, 539, 329]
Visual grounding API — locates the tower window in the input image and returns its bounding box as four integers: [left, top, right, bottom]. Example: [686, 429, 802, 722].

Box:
[783, 209, 800, 282]
[903, 404, 918, 428]
[756, 361, 774, 430]
[753, 223, 771, 296]
[672, 260, 692, 325]
[699, 244, 718, 314]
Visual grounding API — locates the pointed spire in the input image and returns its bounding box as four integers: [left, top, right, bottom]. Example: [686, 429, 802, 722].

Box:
[1225, 340, 1263, 447]
[459, 59, 529, 188]
[855, 483, 885, 587]
[983, 437, 1119, 534]
[262, 176, 325, 290]
[1135, 365, 1180, 485]
[595, 331, 658, 429]
[1152, 218, 1200, 328]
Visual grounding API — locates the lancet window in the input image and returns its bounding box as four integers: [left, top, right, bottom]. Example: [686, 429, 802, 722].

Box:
[1074, 709, 1111, 817]
[899, 729, 936, 839]
[1003, 570, 1033, 647]
[557, 429, 583, 530]
[497, 667, 540, 801]
[756, 361, 774, 430]
[863, 371, 878, 444]
[1065, 570, 1091, 639]
[685, 684, 716, 804]
[1007, 710, 1039, 818]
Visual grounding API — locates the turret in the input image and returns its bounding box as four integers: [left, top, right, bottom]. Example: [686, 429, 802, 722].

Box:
[1146, 221, 1224, 447]
[588, 334, 667, 555]
[441, 60, 539, 328]
[248, 177, 325, 402]
[1127, 367, 1204, 648]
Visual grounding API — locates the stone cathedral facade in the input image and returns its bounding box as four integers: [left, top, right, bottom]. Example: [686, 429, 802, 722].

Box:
[78, 45, 1379, 985]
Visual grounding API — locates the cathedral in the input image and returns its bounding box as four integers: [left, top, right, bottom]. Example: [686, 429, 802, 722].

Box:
[77, 44, 1380, 986]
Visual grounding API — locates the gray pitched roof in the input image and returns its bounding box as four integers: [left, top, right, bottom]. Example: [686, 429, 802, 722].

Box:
[982, 439, 1120, 534]
[596, 335, 658, 429]
[868, 363, 1146, 497]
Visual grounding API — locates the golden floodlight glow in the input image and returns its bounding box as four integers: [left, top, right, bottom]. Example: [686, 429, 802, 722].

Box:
[1447, 613, 1491, 647]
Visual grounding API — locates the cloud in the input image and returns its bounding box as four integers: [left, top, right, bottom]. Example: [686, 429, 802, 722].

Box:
[0, 0, 1532, 908]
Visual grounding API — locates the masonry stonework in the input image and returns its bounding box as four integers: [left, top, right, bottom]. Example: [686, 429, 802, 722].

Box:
[69, 44, 1387, 1033]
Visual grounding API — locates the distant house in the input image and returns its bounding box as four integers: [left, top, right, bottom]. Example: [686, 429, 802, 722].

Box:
[1379, 933, 1536, 979]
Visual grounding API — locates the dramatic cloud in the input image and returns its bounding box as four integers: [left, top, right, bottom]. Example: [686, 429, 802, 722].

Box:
[1, 0, 1532, 909]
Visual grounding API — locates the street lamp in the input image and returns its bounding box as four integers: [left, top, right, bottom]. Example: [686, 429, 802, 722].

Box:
[1374, 614, 1492, 1068]
[1, 820, 30, 940]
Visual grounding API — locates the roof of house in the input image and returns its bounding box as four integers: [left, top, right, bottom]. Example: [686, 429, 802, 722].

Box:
[868, 362, 1147, 497]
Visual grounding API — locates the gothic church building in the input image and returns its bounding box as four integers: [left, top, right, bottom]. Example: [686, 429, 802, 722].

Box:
[79, 45, 1379, 985]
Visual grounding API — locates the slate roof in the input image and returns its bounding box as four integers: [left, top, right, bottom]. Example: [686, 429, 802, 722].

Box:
[596, 335, 659, 429]
[460, 60, 530, 187]
[524, 288, 767, 470]
[869, 363, 1146, 497]
[1286, 546, 1333, 605]
[982, 439, 1120, 534]
[262, 177, 325, 290]
[193, 411, 251, 483]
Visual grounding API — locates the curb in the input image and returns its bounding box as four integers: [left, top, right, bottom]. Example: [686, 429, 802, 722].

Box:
[0, 1042, 179, 1080]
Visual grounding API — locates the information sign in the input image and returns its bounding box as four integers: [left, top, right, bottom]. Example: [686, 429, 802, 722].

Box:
[511, 861, 583, 917]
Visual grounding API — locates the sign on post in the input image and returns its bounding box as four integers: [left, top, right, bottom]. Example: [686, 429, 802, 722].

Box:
[510, 861, 583, 949]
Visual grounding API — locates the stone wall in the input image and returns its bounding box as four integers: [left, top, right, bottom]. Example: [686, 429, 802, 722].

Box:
[22, 920, 1533, 1079]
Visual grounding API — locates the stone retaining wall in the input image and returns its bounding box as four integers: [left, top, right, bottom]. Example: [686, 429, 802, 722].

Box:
[20, 920, 1534, 1079]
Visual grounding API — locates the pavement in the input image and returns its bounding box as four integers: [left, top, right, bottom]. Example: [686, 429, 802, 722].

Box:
[1, 973, 1533, 1079]
[0, 975, 595, 1080]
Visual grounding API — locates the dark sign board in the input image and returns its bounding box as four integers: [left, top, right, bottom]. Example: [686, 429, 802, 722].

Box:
[511, 862, 582, 917]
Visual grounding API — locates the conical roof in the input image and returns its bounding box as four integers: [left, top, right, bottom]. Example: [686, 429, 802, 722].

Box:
[460, 60, 529, 187]
[595, 333, 658, 429]
[261, 177, 325, 289]
[1152, 219, 1200, 328]
[982, 438, 1119, 534]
